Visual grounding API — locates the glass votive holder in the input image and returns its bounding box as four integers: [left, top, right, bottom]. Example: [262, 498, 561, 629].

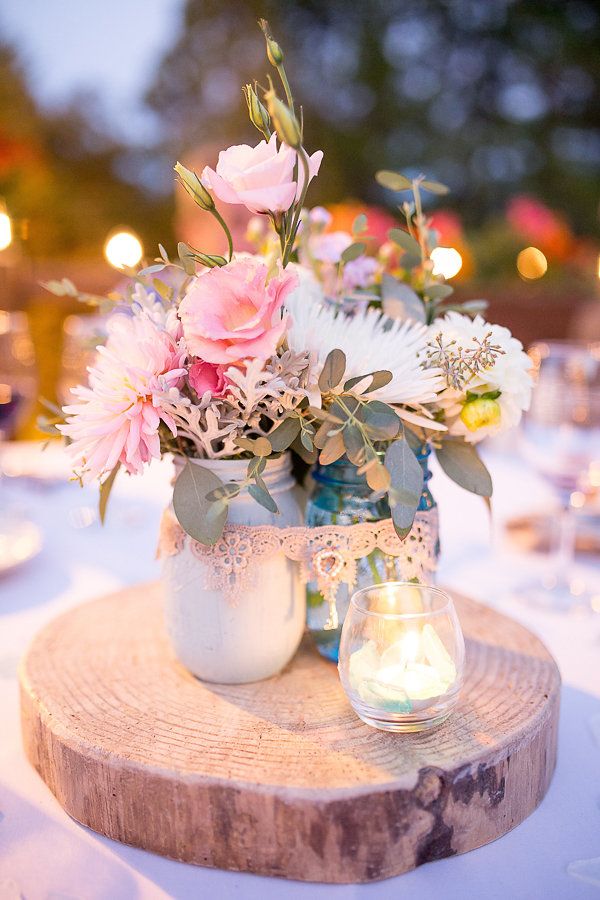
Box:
[338, 582, 465, 732]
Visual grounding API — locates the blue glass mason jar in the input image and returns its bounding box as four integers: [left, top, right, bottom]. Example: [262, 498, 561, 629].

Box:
[305, 445, 438, 661]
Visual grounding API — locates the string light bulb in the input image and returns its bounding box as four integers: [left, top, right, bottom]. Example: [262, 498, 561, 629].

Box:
[0, 208, 12, 251]
[431, 246, 462, 279]
[104, 229, 143, 270]
[516, 246, 547, 280]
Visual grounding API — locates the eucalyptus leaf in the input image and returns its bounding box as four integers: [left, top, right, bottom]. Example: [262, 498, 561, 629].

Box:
[376, 170, 412, 191]
[343, 423, 365, 465]
[388, 228, 420, 256]
[138, 264, 167, 276]
[366, 461, 391, 493]
[205, 482, 241, 502]
[400, 252, 422, 270]
[385, 439, 424, 539]
[359, 400, 400, 440]
[158, 243, 170, 264]
[314, 419, 336, 450]
[341, 242, 366, 264]
[177, 242, 197, 276]
[436, 440, 493, 497]
[421, 179, 450, 195]
[247, 456, 267, 478]
[345, 369, 394, 394]
[152, 278, 173, 301]
[318, 349, 346, 392]
[319, 432, 345, 465]
[352, 213, 367, 235]
[300, 430, 314, 452]
[381, 275, 425, 323]
[253, 436, 272, 457]
[424, 283, 454, 300]
[248, 483, 279, 514]
[99, 463, 120, 524]
[293, 432, 318, 463]
[442, 299, 488, 317]
[173, 461, 227, 545]
[268, 417, 301, 452]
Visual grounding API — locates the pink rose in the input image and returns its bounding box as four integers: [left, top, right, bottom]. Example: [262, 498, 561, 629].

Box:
[188, 360, 229, 397]
[179, 258, 297, 364]
[201, 134, 323, 215]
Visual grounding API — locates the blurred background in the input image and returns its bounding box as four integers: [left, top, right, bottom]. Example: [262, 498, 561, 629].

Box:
[0, 0, 599, 436]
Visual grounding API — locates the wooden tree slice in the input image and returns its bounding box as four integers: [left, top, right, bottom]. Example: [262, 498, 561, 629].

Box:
[20, 583, 560, 883]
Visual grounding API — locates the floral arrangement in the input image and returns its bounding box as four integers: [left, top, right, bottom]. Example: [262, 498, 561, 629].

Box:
[44, 19, 532, 546]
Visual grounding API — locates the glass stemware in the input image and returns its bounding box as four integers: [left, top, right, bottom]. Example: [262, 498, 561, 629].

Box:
[519, 340, 600, 611]
[0, 310, 37, 442]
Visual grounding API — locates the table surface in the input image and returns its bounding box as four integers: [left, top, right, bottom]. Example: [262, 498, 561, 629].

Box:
[1, 440, 599, 900]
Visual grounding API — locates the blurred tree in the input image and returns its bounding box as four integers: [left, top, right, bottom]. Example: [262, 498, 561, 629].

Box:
[147, 0, 600, 233]
[0, 44, 172, 259]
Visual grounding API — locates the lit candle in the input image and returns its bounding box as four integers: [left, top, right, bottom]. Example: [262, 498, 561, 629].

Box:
[348, 622, 457, 713]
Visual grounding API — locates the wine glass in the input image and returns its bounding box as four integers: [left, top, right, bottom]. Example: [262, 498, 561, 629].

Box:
[520, 340, 600, 611]
[0, 310, 37, 441]
[58, 313, 107, 405]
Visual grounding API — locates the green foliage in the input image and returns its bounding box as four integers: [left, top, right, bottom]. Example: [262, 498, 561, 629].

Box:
[385, 439, 424, 539]
[99, 463, 120, 524]
[435, 440, 493, 497]
[173, 461, 228, 545]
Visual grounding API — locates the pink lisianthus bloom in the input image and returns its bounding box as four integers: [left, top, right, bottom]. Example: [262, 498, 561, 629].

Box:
[201, 134, 323, 215]
[188, 359, 230, 398]
[179, 258, 297, 364]
[58, 313, 187, 482]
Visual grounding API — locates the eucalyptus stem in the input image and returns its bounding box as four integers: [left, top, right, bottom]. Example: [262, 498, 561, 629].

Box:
[412, 178, 427, 266]
[211, 207, 233, 262]
[282, 147, 310, 267]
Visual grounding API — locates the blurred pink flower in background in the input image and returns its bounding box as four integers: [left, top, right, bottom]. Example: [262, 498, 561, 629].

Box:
[59, 313, 187, 481]
[309, 231, 353, 263]
[506, 195, 574, 260]
[179, 258, 296, 363]
[201, 134, 322, 215]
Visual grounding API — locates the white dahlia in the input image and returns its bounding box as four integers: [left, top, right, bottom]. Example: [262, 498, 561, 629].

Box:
[429, 312, 533, 443]
[285, 293, 444, 427]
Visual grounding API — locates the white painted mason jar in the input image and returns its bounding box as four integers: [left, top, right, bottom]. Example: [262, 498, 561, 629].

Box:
[162, 453, 305, 684]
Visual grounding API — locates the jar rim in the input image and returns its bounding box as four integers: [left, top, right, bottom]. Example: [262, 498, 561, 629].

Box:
[349, 581, 453, 619]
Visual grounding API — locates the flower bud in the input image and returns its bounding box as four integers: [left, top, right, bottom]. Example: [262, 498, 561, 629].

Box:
[460, 397, 501, 432]
[264, 89, 301, 149]
[243, 84, 271, 135]
[174, 162, 214, 211]
[259, 18, 284, 65]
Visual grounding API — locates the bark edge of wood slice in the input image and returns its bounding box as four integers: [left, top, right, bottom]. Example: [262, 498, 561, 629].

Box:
[19, 582, 560, 884]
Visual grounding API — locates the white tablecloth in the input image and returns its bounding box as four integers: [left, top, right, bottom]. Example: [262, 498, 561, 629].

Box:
[1, 443, 599, 900]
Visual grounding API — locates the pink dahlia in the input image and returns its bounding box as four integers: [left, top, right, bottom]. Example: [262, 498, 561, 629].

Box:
[59, 313, 187, 481]
[178, 258, 297, 364]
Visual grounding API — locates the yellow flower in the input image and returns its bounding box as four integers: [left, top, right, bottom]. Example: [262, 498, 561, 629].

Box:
[460, 397, 501, 432]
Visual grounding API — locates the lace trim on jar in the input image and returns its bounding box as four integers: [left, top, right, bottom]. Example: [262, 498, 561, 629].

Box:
[158, 509, 439, 607]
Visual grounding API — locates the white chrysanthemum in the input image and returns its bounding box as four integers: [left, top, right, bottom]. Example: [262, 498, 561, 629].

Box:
[285, 292, 444, 427]
[431, 312, 533, 443]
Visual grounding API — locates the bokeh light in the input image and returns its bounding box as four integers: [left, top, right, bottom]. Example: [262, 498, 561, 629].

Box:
[516, 246, 547, 280]
[104, 229, 143, 270]
[431, 246, 463, 279]
[0, 211, 12, 251]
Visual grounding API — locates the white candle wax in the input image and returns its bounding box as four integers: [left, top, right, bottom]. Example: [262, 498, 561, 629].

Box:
[348, 622, 457, 710]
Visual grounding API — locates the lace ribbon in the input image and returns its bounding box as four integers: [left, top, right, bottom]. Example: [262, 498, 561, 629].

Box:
[158, 509, 439, 610]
